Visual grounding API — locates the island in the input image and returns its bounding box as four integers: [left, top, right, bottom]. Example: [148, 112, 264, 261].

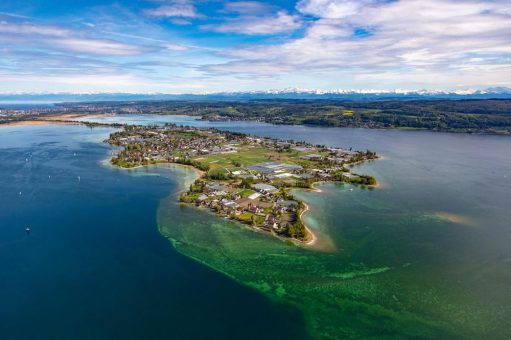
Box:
[106, 124, 378, 243]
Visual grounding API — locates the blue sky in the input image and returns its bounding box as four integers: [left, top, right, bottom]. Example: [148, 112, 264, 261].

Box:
[1, 0, 511, 93]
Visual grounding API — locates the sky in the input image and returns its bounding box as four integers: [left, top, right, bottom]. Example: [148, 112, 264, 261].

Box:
[1, 0, 511, 93]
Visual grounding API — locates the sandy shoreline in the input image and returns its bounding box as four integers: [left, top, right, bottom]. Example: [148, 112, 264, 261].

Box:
[0, 113, 109, 127]
[41, 113, 110, 121]
[300, 202, 317, 246]
[0, 120, 55, 127]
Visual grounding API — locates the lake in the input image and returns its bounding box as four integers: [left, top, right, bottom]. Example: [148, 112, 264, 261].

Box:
[2, 115, 511, 338]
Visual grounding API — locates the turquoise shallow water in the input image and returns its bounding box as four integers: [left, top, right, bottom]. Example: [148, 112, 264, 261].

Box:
[147, 116, 511, 338]
[2, 116, 511, 338]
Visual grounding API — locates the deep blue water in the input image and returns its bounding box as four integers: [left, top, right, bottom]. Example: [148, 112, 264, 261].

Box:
[0, 124, 305, 339]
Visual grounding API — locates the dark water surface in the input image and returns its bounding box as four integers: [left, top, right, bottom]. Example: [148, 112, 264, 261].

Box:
[2, 115, 511, 338]
[0, 124, 305, 339]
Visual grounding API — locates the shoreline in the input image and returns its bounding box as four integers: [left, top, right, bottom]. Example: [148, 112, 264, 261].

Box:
[102, 123, 378, 250]
[105, 143, 380, 250]
[300, 202, 317, 246]
[103, 158, 205, 177]
[109, 156, 320, 248]
[39, 113, 109, 121]
[201, 117, 511, 136]
[309, 178, 379, 192]
[1, 120, 55, 127]
[189, 167, 319, 247]
[0, 113, 110, 127]
[291, 187, 338, 251]
[6, 118, 366, 252]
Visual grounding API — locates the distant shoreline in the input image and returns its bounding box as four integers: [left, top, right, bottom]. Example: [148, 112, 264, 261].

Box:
[0, 120, 55, 127]
[0, 113, 109, 127]
[4, 110, 511, 136]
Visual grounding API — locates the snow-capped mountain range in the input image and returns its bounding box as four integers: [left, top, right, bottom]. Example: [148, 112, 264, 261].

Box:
[1, 87, 511, 103]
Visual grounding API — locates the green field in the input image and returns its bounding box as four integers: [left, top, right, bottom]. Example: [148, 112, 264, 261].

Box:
[194, 145, 331, 176]
[239, 189, 256, 198]
[195, 146, 271, 170]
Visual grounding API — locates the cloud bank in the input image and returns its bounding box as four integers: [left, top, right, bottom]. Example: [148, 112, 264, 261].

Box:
[0, 0, 510, 92]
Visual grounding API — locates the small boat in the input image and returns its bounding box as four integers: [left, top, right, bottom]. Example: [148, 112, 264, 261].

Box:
[25, 225, 31, 234]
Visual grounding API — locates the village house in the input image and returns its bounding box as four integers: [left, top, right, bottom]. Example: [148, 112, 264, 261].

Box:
[252, 183, 279, 195]
[277, 200, 299, 212]
[220, 200, 239, 212]
[264, 214, 279, 230]
[207, 182, 226, 192]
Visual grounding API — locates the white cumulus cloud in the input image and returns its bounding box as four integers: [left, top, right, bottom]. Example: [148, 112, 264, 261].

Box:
[203, 0, 511, 88]
[202, 10, 302, 35]
[144, 0, 201, 18]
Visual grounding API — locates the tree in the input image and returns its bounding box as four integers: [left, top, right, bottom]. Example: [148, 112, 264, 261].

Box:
[241, 177, 255, 188]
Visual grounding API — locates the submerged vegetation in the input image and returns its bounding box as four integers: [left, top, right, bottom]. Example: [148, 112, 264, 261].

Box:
[157, 175, 508, 339]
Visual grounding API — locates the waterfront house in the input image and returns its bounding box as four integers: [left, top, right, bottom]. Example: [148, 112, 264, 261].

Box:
[197, 194, 208, 202]
[221, 200, 239, 211]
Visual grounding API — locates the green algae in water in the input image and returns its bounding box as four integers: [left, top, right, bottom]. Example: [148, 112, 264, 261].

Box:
[157, 167, 509, 339]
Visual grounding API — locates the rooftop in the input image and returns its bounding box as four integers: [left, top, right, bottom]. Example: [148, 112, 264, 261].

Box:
[248, 162, 302, 174]
[252, 183, 279, 193]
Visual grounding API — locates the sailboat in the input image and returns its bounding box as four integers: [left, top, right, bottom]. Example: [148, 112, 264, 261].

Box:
[25, 225, 31, 234]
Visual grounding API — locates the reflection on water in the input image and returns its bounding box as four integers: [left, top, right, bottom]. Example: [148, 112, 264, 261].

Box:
[434, 211, 475, 226]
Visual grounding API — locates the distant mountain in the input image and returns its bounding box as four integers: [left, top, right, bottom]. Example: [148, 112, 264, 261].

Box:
[1, 87, 511, 103]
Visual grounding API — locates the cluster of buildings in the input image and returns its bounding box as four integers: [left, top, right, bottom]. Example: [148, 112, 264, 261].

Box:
[107, 125, 241, 165]
[235, 156, 363, 185]
[108, 124, 377, 240]
[0, 107, 62, 123]
[192, 180, 301, 233]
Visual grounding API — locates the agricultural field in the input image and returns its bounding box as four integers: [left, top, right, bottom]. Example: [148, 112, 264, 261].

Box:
[194, 145, 331, 177]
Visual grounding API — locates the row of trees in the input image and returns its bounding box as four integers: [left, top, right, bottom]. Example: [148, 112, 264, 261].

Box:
[175, 158, 210, 172]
